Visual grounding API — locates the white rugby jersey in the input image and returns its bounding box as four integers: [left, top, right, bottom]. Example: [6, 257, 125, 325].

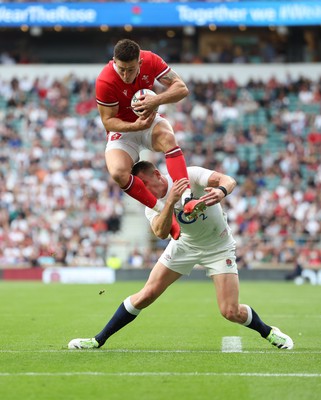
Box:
[145, 166, 236, 249]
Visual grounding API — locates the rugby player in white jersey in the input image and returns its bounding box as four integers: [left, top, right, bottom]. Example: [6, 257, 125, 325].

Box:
[68, 161, 294, 350]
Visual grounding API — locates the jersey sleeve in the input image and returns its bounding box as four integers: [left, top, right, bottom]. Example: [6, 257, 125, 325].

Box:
[96, 77, 118, 107]
[145, 207, 159, 223]
[187, 166, 213, 187]
[150, 52, 171, 81]
[95, 63, 120, 107]
[145, 207, 159, 225]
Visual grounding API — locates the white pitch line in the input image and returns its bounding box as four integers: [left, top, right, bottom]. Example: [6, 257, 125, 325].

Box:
[222, 336, 242, 353]
[0, 372, 320, 378]
[1, 349, 321, 354]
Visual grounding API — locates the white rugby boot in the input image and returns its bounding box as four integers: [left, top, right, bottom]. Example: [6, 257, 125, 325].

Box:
[266, 327, 294, 350]
[68, 338, 99, 349]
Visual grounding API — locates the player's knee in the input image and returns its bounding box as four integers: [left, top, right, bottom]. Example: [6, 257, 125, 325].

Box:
[220, 305, 239, 322]
[110, 169, 130, 187]
[153, 131, 176, 152]
[163, 134, 176, 151]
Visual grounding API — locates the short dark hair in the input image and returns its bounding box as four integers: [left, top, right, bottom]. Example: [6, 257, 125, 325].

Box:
[132, 161, 156, 176]
[114, 39, 140, 62]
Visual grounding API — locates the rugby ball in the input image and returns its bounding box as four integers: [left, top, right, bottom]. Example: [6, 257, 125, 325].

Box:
[131, 89, 158, 116]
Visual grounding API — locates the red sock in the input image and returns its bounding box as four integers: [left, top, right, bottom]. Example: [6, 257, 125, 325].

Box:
[165, 146, 190, 187]
[122, 175, 157, 209]
[170, 213, 181, 240]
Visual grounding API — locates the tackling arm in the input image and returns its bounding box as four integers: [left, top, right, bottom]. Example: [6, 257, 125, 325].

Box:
[151, 178, 189, 239]
[200, 172, 236, 207]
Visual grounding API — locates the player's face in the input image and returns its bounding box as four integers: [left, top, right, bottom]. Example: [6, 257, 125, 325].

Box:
[136, 171, 166, 199]
[114, 58, 141, 84]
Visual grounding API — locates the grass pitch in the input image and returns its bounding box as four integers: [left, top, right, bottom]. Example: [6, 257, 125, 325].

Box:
[1, 280, 321, 400]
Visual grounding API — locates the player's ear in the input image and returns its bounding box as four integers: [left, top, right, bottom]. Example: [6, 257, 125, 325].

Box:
[139, 58, 143, 66]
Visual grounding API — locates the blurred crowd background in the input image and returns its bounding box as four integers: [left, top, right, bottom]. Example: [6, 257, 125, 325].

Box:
[1, 71, 320, 269]
[0, 0, 320, 271]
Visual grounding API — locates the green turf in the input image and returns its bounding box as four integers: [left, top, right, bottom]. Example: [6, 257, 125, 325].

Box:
[1, 280, 321, 400]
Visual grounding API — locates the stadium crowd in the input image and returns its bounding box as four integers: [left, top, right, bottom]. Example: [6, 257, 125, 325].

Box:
[0, 71, 320, 269]
[0, 36, 310, 66]
[0, 38, 291, 66]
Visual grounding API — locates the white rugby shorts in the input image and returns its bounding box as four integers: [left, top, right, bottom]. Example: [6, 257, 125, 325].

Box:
[158, 240, 238, 277]
[105, 114, 165, 163]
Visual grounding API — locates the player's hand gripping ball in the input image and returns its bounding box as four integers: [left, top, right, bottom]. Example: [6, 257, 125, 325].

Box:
[131, 89, 158, 116]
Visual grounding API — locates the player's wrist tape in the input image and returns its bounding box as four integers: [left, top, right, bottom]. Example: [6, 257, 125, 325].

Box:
[217, 186, 228, 197]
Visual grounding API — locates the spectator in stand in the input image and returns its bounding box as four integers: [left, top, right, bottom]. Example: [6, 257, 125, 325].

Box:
[127, 248, 144, 269]
[106, 254, 122, 270]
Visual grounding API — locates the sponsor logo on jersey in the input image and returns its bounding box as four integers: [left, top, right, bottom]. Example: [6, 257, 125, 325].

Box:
[142, 75, 150, 84]
[122, 90, 128, 97]
[164, 253, 171, 261]
[177, 210, 207, 224]
[110, 133, 122, 141]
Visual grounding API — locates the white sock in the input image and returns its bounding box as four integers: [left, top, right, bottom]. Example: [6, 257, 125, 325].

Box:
[242, 304, 253, 326]
[181, 188, 192, 206]
[124, 296, 141, 316]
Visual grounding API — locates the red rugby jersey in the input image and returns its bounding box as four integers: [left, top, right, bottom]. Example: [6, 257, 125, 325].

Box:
[96, 50, 170, 122]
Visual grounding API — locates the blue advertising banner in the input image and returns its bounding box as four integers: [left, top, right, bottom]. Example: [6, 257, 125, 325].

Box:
[0, 2, 321, 27]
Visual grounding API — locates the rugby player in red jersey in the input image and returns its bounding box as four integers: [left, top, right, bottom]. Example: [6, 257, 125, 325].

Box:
[95, 39, 206, 239]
